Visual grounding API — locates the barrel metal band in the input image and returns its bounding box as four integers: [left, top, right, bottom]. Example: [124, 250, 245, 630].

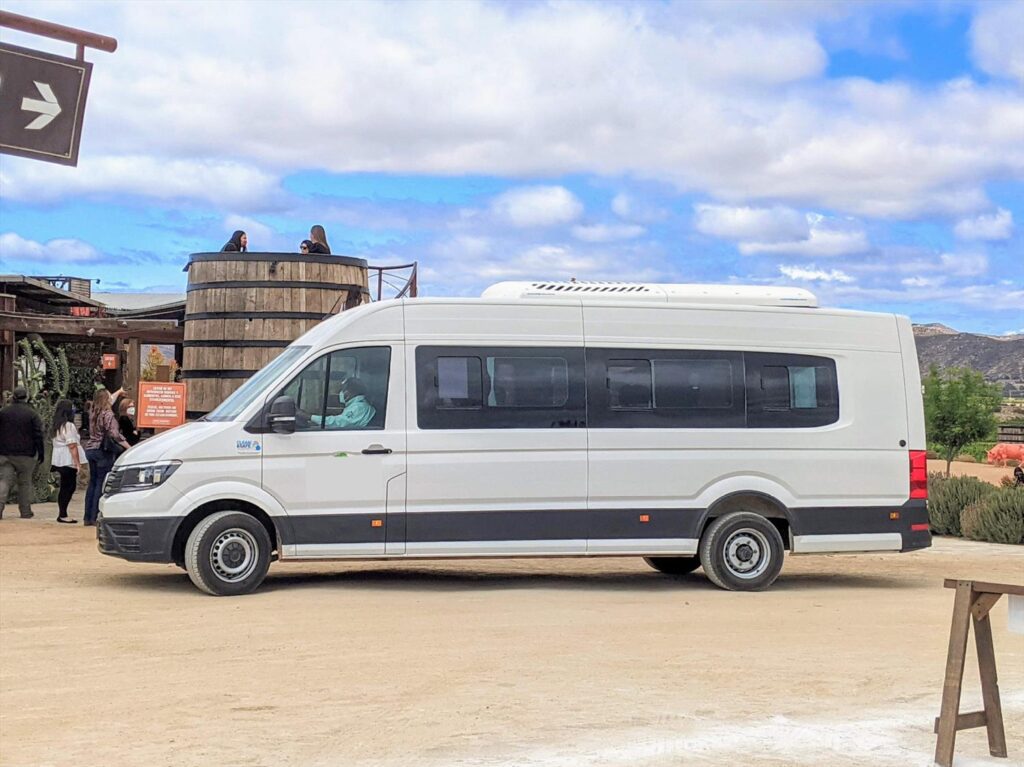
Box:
[180, 370, 256, 379]
[184, 311, 327, 321]
[187, 252, 368, 267]
[183, 340, 291, 349]
[187, 280, 367, 292]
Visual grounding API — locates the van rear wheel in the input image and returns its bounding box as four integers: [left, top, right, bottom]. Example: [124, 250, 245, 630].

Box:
[643, 556, 701, 576]
[699, 512, 784, 591]
[185, 511, 271, 596]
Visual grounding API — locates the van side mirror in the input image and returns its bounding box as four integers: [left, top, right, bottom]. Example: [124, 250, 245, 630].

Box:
[268, 396, 297, 434]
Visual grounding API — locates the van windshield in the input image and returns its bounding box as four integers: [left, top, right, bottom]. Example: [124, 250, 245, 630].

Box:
[204, 346, 310, 421]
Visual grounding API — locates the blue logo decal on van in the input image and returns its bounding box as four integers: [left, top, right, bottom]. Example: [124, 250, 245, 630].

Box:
[236, 439, 262, 454]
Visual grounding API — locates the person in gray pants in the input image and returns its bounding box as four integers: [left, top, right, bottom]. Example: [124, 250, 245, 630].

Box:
[0, 386, 44, 519]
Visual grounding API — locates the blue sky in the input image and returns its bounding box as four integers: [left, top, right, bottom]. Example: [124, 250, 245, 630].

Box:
[0, 0, 1021, 334]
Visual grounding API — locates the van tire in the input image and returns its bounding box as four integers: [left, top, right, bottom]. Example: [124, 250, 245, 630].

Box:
[185, 511, 272, 596]
[643, 556, 701, 576]
[699, 512, 784, 591]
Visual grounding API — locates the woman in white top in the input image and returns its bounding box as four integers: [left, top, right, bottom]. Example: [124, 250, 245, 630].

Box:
[50, 399, 82, 524]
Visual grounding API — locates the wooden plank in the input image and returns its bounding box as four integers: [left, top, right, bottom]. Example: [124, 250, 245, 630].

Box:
[971, 593, 1001, 620]
[0, 314, 180, 337]
[935, 582, 975, 767]
[944, 580, 1024, 597]
[933, 710, 987, 734]
[973, 609, 1008, 757]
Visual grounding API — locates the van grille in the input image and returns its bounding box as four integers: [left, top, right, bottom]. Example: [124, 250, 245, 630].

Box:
[99, 520, 141, 553]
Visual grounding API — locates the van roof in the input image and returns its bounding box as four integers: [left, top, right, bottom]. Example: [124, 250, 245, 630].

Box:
[481, 281, 818, 308]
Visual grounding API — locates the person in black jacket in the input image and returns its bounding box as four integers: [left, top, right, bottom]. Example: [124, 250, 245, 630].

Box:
[0, 386, 44, 519]
[308, 225, 331, 254]
[221, 230, 248, 252]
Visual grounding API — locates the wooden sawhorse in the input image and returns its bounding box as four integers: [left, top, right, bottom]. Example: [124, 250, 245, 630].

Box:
[934, 579, 1022, 767]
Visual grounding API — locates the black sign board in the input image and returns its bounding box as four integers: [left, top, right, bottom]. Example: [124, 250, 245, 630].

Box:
[0, 42, 92, 166]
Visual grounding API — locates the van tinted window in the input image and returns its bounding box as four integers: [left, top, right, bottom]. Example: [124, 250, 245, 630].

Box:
[589, 350, 745, 428]
[746, 353, 838, 428]
[417, 346, 585, 429]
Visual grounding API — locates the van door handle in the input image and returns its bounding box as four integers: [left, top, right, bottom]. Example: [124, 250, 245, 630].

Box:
[362, 444, 392, 455]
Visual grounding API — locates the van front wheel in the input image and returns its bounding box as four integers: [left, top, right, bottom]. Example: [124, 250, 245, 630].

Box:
[185, 511, 272, 596]
[699, 512, 784, 591]
[643, 556, 701, 576]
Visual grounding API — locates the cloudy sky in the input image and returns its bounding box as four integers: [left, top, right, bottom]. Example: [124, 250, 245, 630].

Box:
[1, 0, 1021, 333]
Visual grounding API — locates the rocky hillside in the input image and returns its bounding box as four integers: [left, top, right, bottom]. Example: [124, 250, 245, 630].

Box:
[913, 325, 1024, 397]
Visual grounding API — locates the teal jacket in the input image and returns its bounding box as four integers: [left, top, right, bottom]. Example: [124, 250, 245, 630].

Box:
[311, 395, 376, 429]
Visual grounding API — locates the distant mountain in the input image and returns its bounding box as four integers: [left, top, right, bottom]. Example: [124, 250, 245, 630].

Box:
[913, 325, 1024, 397]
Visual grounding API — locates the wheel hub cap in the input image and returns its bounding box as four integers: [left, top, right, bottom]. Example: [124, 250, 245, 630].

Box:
[723, 529, 772, 580]
[210, 529, 258, 583]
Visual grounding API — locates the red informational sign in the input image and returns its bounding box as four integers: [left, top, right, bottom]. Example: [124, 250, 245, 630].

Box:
[137, 382, 186, 429]
[101, 353, 118, 370]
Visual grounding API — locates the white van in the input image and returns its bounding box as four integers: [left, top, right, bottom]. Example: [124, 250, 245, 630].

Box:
[98, 282, 930, 596]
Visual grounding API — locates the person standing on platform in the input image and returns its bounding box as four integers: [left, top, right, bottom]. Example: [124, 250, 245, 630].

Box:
[221, 230, 248, 252]
[308, 225, 331, 254]
[50, 399, 83, 524]
[0, 386, 44, 520]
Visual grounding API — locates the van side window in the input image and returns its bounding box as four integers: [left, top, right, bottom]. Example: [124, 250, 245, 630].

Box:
[417, 347, 586, 429]
[746, 353, 838, 428]
[589, 350, 745, 428]
[608, 360, 653, 410]
[277, 346, 391, 431]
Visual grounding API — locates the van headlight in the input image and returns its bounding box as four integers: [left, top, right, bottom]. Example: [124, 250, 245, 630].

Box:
[105, 461, 182, 494]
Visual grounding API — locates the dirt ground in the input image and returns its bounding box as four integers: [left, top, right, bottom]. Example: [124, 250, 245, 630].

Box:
[928, 459, 1017, 486]
[2, 494, 1023, 767]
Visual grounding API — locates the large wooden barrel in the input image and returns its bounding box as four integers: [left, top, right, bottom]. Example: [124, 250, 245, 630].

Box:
[183, 252, 369, 417]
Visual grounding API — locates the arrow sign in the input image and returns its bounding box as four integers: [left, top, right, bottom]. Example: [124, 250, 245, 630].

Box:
[0, 42, 92, 166]
[21, 81, 62, 130]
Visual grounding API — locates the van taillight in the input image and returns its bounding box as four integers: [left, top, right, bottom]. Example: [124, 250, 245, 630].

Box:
[909, 450, 928, 500]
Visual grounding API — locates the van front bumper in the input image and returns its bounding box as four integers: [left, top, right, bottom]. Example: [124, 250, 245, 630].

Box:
[97, 514, 178, 563]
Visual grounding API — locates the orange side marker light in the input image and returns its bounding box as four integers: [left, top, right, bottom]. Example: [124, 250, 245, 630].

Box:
[639, 514, 650, 523]
[889, 512, 900, 520]
[371, 519, 383, 528]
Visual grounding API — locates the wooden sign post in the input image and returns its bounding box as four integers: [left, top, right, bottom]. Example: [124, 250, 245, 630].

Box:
[934, 579, 1022, 767]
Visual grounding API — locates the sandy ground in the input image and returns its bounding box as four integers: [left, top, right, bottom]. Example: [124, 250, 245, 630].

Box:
[2, 496, 1023, 767]
[928, 460, 1016, 486]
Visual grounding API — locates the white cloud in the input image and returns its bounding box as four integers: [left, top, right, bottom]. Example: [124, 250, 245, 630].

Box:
[490, 186, 583, 228]
[938, 252, 989, 277]
[224, 215, 274, 248]
[779, 265, 854, 283]
[694, 204, 809, 243]
[571, 223, 646, 243]
[697, 205, 869, 258]
[971, 1, 1024, 84]
[953, 208, 1014, 240]
[0, 233, 102, 264]
[611, 193, 668, 223]
[739, 225, 869, 257]
[901, 276, 945, 288]
[1, 1, 1019, 219]
[0, 155, 283, 210]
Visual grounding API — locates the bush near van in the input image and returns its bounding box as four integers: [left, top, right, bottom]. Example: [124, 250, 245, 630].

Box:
[928, 473, 1023, 544]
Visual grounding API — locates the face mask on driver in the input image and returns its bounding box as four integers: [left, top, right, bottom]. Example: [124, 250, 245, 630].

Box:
[127, 407, 136, 417]
[338, 391, 347, 407]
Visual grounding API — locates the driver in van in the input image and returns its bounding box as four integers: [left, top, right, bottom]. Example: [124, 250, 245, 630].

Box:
[311, 377, 376, 429]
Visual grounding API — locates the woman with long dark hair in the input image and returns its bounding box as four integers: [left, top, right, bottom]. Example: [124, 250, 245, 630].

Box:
[50, 399, 83, 524]
[221, 230, 248, 252]
[82, 389, 131, 526]
[308, 225, 331, 254]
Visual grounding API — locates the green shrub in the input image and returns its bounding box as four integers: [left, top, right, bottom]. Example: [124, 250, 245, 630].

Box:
[955, 454, 978, 463]
[961, 440, 997, 462]
[928, 475, 995, 536]
[961, 488, 1024, 545]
